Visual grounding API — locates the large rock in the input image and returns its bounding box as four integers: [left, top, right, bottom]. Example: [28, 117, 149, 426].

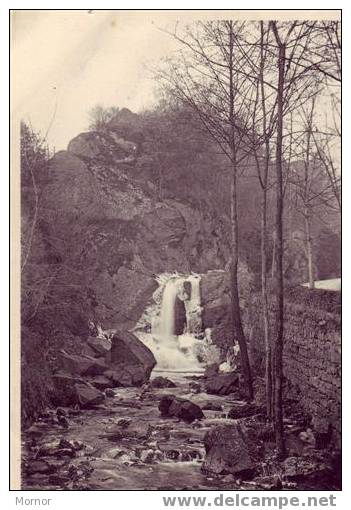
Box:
[59, 351, 108, 377]
[68, 131, 129, 161]
[52, 373, 84, 406]
[150, 376, 176, 389]
[110, 330, 156, 381]
[52, 372, 105, 408]
[94, 268, 158, 330]
[74, 383, 105, 408]
[202, 423, 255, 478]
[159, 395, 204, 423]
[205, 371, 239, 395]
[105, 365, 147, 387]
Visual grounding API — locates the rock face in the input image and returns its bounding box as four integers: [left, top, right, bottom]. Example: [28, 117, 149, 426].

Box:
[35, 120, 231, 338]
[202, 424, 255, 478]
[159, 395, 204, 423]
[200, 271, 233, 353]
[110, 330, 156, 381]
[174, 297, 187, 335]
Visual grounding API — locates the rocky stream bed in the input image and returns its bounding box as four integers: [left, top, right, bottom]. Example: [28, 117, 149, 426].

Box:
[22, 371, 341, 491]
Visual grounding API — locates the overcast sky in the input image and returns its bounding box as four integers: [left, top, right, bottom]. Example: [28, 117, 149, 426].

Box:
[12, 10, 182, 150]
[12, 10, 340, 159]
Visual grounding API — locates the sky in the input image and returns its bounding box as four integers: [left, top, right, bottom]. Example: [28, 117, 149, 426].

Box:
[12, 10, 340, 159]
[12, 10, 182, 150]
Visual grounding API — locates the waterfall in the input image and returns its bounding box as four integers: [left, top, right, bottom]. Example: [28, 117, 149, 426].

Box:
[157, 278, 179, 338]
[136, 274, 204, 372]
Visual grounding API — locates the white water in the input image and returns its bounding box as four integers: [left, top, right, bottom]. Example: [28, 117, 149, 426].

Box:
[156, 278, 180, 338]
[136, 274, 204, 371]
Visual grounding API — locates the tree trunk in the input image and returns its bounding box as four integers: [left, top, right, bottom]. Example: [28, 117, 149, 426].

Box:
[228, 21, 253, 401]
[271, 229, 276, 278]
[230, 166, 253, 401]
[261, 187, 272, 419]
[305, 211, 314, 289]
[273, 40, 286, 457]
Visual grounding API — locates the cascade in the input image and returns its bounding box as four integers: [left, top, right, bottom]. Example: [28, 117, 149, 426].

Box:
[136, 274, 204, 372]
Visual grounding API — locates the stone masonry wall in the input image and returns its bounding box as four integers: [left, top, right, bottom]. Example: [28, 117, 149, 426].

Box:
[244, 286, 341, 446]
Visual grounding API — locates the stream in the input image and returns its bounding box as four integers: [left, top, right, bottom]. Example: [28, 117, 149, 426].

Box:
[22, 371, 249, 490]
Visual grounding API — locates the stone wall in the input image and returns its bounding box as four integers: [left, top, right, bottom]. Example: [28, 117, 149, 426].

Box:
[245, 286, 341, 446]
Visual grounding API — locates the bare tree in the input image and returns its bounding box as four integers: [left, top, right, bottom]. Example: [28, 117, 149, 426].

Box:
[268, 19, 335, 455]
[156, 20, 257, 399]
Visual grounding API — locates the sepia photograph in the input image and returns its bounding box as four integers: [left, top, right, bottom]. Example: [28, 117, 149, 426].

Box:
[10, 9, 341, 492]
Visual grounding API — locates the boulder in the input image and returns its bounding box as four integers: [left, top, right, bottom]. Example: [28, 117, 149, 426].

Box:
[159, 395, 204, 423]
[205, 371, 239, 395]
[75, 383, 105, 408]
[52, 372, 105, 408]
[59, 351, 108, 377]
[150, 376, 176, 389]
[52, 373, 85, 406]
[105, 364, 147, 387]
[110, 330, 156, 383]
[202, 423, 255, 478]
[87, 336, 111, 356]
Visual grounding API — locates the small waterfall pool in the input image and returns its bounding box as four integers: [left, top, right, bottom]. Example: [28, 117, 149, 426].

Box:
[135, 273, 206, 372]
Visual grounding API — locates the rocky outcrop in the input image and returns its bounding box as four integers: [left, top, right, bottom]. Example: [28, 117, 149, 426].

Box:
[110, 330, 156, 381]
[200, 271, 233, 353]
[55, 330, 156, 392]
[21, 114, 233, 423]
[94, 267, 158, 330]
[37, 125, 230, 338]
[202, 423, 255, 478]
